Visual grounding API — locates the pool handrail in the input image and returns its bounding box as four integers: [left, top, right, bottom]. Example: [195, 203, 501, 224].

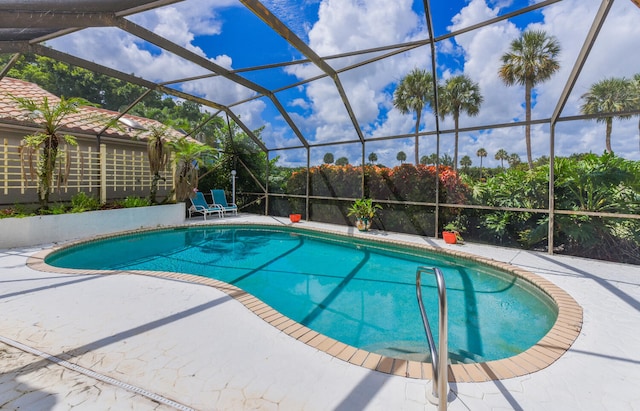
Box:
[416, 266, 448, 411]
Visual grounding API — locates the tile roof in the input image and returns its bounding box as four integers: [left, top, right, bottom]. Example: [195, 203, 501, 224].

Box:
[0, 77, 187, 142]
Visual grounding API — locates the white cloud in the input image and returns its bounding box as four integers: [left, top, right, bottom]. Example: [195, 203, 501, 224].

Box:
[43, 0, 640, 166]
[282, 0, 428, 163]
[130, 0, 233, 38]
[449, 0, 499, 29]
[443, 0, 640, 166]
[48, 28, 209, 82]
[290, 98, 310, 110]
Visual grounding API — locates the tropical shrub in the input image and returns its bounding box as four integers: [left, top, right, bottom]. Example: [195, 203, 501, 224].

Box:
[467, 166, 549, 246]
[549, 153, 639, 263]
[287, 163, 468, 235]
[287, 164, 467, 203]
[467, 152, 640, 264]
[117, 196, 152, 208]
[70, 192, 101, 213]
[167, 137, 216, 201]
[0, 204, 32, 219]
[12, 95, 89, 209]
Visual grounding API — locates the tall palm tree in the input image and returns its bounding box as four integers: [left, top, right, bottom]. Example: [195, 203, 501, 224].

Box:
[396, 151, 407, 164]
[508, 153, 521, 168]
[476, 147, 487, 178]
[460, 155, 472, 173]
[580, 77, 633, 153]
[393, 68, 435, 165]
[628, 73, 640, 151]
[499, 30, 561, 169]
[368, 152, 378, 165]
[495, 149, 509, 169]
[421, 153, 438, 165]
[12, 95, 89, 209]
[438, 75, 483, 171]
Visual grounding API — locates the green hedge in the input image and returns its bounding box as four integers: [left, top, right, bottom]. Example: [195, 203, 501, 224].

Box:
[284, 164, 468, 235]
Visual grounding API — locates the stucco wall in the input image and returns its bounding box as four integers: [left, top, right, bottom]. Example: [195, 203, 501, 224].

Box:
[0, 203, 185, 248]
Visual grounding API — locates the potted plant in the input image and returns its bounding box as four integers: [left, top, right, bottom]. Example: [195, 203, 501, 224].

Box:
[289, 198, 303, 223]
[442, 221, 465, 244]
[347, 198, 382, 232]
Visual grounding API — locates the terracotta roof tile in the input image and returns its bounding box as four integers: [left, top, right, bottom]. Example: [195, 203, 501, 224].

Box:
[0, 77, 188, 142]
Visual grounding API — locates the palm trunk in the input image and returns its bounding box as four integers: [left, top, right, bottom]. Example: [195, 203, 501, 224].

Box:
[525, 81, 533, 170]
[605, 118, 612, 153]
[414, 113, 421, 165]
[38, 134, 59, 209]
[150, 172, 165, 204]
[453, 114, 459, 171]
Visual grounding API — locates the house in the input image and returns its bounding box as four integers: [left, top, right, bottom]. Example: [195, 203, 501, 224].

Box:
[0, 77, 186, 205]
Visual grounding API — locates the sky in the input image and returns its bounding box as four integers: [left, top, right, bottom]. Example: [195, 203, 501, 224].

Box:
[48, 0, 640, 168]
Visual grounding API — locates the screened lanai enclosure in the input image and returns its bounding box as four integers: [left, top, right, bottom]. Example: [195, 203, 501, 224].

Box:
[1, 0, 639, 264]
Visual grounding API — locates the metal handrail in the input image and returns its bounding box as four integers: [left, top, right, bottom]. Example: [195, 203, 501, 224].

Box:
[416, 267, 448, 411]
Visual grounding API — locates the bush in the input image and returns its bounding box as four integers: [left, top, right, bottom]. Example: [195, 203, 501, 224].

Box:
[70, 192, 100, 213]
[466, 153, 640, 264]
[0, 204, 33, 219]
[286, 163, 467, 235]
[117, 196, 152, 208]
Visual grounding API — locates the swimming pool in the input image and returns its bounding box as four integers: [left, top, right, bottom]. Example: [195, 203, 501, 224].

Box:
[46, 224, 562, 365]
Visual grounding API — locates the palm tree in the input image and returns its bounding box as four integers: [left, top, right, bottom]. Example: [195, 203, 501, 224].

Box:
[420, 152, 439, 165]
[508, 153, 521, 168]
[368, 152, 378, 165]
[440, 153, 454, 167]
[323, 152, 334, 164]
[167, 137, 216, 201]
[438, 75, 483, 171]
[499, 30, 561, 169]
[580, 77, 633, 153]
[495, 149, 509, 169]
[12, 95, 89, 209]
[626, 73, 640, 150]
[476, 147, 487, 178]
[393, 68, 434, 165]
[460, 155, 472, 173]
[147, 125, 172, 204]
[396, 151, 407, 164]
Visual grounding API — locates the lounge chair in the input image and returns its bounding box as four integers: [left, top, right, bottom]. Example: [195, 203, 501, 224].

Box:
[188, 191, 223, 220]
[211, 189, 238, 216]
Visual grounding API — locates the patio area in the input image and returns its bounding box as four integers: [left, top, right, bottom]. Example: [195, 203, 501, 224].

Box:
[1, 214, 639, 410]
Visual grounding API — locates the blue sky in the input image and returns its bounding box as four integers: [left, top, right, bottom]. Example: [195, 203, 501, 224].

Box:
[49, 0, 640, 167]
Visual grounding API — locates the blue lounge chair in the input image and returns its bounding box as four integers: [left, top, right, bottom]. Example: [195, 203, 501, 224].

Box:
[211, 189, 238, 216]
[188, 191, 222, 220]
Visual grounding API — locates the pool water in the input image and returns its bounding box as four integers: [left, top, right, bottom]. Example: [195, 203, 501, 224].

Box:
[47, 225, 558, 363]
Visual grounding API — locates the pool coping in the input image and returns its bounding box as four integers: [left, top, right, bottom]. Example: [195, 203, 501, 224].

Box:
[26, 221, 583, 383]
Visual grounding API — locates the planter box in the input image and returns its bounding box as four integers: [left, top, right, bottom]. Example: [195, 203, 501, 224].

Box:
[0, 203, 185, 249]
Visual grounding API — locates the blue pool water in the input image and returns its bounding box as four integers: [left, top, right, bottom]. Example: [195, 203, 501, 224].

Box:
[46, 225, 557, 363]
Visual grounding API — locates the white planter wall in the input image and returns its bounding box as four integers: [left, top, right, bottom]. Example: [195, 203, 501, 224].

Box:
[0, 203, 185, 249]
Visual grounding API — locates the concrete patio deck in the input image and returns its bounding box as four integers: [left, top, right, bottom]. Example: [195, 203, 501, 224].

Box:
[1, 214, 639, 410]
